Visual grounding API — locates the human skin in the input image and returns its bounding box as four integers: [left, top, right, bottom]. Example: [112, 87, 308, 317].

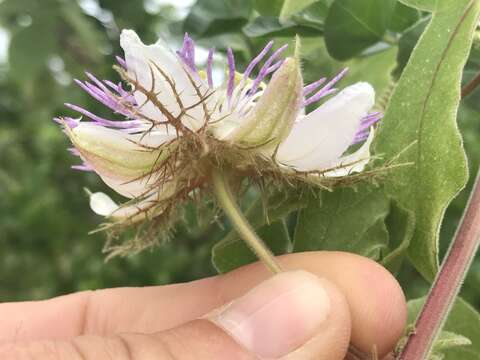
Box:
[0, 251, 407, 359]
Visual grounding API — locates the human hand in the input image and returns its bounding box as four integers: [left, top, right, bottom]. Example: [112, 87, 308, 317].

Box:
[0, 252, 406, 359]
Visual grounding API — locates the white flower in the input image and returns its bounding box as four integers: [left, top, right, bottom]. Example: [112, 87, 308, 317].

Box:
[58, 30, 380, 223]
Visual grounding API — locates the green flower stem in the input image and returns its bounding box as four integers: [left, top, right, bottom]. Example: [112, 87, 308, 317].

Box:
[211, 169, 282, 274]
[398, 169, 480, 359]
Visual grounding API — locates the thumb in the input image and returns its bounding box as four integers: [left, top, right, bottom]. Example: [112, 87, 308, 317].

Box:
[207, 270, 351, 359]
[0, 271, 351, 360]
[139, 270, 352, 360]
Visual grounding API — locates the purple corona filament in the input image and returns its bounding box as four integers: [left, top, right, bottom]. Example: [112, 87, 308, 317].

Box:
[226, 48, 236, 102]
[177, 33, 197, 72]
[67, 146, 94, 172]
[54, 116, 79, 129]
[68, 148, 81, 156]
[248, 44, 289, 97]
[64, 103, 140, 129]
[207, 48, 214, 88]
[303, 78, 327, 96]
[72, 164, 93, 172]
[243, 41, 274, 81]
[116, 56, 127, 69]
[185, 36, 196, 72]
[303, 68, 349, 107]
[352, 112, 383, 144]
[266, 60, 284, 74]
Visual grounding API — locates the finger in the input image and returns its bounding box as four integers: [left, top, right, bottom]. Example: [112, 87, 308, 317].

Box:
[0, 251, 406, 356]
[0, 271, 352, 360]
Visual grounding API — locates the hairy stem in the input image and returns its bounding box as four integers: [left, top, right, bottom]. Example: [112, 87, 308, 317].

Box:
[398, 170, 480, 359]
[211, 169, 282, 274]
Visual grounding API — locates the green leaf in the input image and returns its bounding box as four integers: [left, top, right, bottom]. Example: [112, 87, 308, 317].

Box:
[408, 297, 480, 359]
[394, 17, 429, 78]
[184, 0, 253, 37]
[374, 0, 478, 280]
[290, 2, 330, 30]
[245, 1, 331, 37]
[293, 186, 389, 258]
[280, 0, 320, 20]
[212, 190, 307, 273]
[254, 0, 284, 16]
[381, 201, 415, 273]
[388, 2, 421, 33]
[212, 220, 291, 273]
[398, 0, 436, 11]
[434, 331, 472, 351]
[324, 0, 396, 60]
[243, 16, 322, 38]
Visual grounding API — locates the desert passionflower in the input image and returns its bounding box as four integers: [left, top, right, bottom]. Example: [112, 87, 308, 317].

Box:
[57, 30, 380, 231]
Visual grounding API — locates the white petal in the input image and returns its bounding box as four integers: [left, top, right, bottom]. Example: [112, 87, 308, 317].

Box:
[120, 30, 212, 131]
[100, 175, 153, 199]
[90, 192, 120, 216]
[90, 191, 154, 220]
[323, 128, 375, 177]
[276, 82, 375, 171]
[89, 182, 176, 222]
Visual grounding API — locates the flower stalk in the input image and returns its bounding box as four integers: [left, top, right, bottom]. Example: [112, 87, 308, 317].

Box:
[211, 168, 282, 274]
[398, 169, 480, 359]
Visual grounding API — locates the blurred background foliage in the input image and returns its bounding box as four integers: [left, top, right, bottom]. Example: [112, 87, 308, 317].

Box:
[0, 0, 479, 324]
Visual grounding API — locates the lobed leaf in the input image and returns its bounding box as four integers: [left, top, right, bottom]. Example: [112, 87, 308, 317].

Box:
[374, 0, 479, 280]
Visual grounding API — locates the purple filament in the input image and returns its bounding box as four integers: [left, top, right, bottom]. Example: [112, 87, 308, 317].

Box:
[72, 164, 93, 172]
[266, 59, 284, 74]
[74, 72, 138, 119]
[248, 44, 288, 97]
[352, 112, 383, 144]
[53, 116, 79, 129]
[116, 56, 127, 69]
[303, 68, 349, 107]
[303, 78, 327, 96]
[242, 41, 274, 81]
[226, 48, 235, 101]
[64, 103, 140, 129]
[177, 33, 197, 72]
[207, 48, 214, 88]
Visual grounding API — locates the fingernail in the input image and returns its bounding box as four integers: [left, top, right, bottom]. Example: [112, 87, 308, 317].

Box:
[212, 271, 331, 358]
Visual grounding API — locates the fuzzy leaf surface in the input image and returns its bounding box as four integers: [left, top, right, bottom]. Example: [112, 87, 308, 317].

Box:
[293, 186, 389, 258]
[374, 0, 479, 280]
[381, 201, 415, 273]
